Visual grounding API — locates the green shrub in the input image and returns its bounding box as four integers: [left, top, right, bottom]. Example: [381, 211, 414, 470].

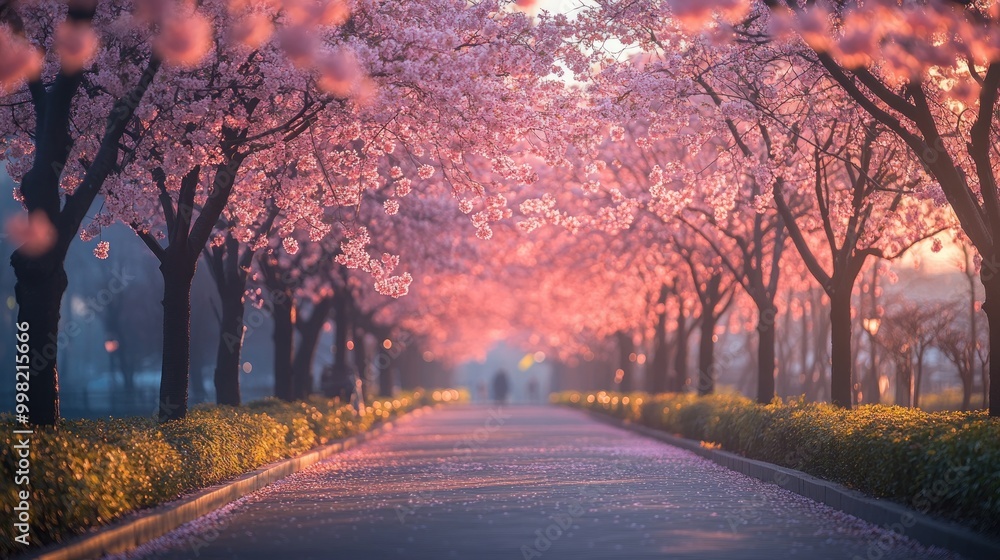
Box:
[553, 390, 1000, 535]
[0, 387, 465, 556]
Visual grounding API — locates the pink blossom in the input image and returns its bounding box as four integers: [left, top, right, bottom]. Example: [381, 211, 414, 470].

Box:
[384, 199, 400, 215]
[93, 240, 110, 260]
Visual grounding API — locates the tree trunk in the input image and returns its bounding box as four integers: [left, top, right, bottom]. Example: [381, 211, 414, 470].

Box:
[616, 331, 635, 393]
[158, 262, 195, 422]
[648, 285, 670, 394]
[272, 289, 295, 401]
[895, 360, 912, 407]
[648, 331, 670, 394]
[829, 288, 853, 408]
[12, 254, 68, 425]
[325, 292, 354, 400]
[378, 355, 395, 397]
[981, 273, 1000, 416]
[913, 350, 925, 408]
[962, 372, 973, 411]
[756, 304, 776, 404]
[670, 310, 689, 392]
[292, 298, 332, 400]
[213, 283, 245, 406]
[697, 314, 717, 396]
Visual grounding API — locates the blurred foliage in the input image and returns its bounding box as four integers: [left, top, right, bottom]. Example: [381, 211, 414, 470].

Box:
[553, 390, 1000, 536]
[0, 388, 466, 555]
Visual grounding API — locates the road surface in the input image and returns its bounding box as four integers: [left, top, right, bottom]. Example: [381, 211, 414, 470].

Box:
[115, 405, 959, 559]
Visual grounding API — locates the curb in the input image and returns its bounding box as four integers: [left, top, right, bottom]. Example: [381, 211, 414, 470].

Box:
[23, 405, 434, 560]
[578, 408, 1000, 560]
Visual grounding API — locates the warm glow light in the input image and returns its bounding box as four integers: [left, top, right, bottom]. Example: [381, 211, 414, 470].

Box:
[383, 339, 392, 349]
[863, 317, 882, 336]
[347, 340, 355, 350]
[614, 368, 625, 384]
[518, 354, 535, 371]
[636, 354, 646, 365]
[422, 350, 434, 362]
[242, 362, 252, 373]
[104, 340, 119, 353]
[533, 351, 546, 363]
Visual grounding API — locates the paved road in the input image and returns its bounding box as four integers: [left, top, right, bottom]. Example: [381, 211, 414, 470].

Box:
[116, 406, 959, 560]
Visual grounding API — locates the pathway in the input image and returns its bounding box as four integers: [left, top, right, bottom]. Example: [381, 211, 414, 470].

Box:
[116, 405, 959, 560]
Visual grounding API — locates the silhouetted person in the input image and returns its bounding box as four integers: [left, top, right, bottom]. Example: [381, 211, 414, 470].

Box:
[527, 375, 540, 403]
[492, 369, 510, 405]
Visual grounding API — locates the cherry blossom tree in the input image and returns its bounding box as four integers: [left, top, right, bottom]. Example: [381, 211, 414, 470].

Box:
[663, 0, 1000, 413]
[1, 0, 164, 425]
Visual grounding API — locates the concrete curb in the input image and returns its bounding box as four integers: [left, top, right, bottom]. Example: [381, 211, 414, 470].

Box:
[22, 406, 435, 560]
[578, 408, 1000, 560]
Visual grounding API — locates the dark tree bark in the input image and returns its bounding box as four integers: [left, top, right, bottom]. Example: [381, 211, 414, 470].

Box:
[212, 281, 245, 406]
[12, 259, 67, 425]
[829, 286, 854, 408]
[697, 312, 719, 396]
[292, 296, 333, 400]
[616, 331, 635, 393]
[325, 287, 355, 401]
[272, 283, 296, 401]
[670, 305, 690, 393]
[378, 350, 395, 397]
[687, 266, 732, 397]
[757, 304, 777, 404]
[259, 251, 297, 401]
[982, 274, 1000, 413]
[647, 285, 671, 394]
[158, 246, 197, 422]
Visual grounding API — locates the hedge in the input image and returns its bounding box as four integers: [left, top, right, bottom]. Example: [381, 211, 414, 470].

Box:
[0, 389, 467, 556]
[553, 390, 1000, 536]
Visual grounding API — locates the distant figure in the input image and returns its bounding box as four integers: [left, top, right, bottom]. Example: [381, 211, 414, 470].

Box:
[527, 375, 540, 403]
[476, 379, 489, 403]
[492, 369, 510, 405]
